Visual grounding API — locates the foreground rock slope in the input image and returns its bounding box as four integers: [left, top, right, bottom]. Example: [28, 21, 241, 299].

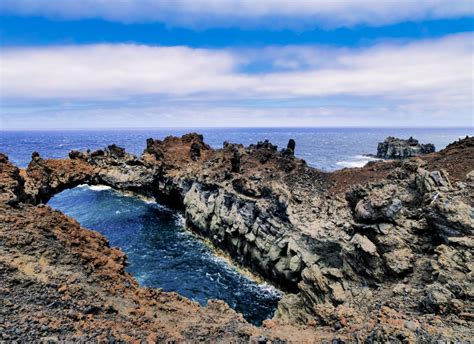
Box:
[0, 134, 472, 342]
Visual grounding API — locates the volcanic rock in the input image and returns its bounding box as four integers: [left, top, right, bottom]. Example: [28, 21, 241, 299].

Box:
[0, 134, 473, 342]
[377, 136, 435, 159]
[190, 142, 201, 161]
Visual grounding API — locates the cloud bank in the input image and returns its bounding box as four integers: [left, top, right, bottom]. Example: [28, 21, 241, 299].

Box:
[1, 34, 472, 103]
[1, 33, 472, 128]
[1, 0, 473, 28]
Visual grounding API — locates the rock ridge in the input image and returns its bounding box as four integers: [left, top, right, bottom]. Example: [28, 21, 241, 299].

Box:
[1, 134, 473, 342]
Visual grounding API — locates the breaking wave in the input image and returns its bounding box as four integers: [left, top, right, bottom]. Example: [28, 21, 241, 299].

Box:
[336, 155, 381, 168]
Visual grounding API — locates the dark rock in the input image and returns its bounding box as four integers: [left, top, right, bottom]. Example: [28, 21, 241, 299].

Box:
[146, 137, 154, 149]
[231, 147, 241, 173]
[250, 139, 278, 151]
[31, 151, 41, 162]
[287, 139, 296, 152]
[145, 138, 164, 160]
[376, 136, 435, 159]
[83, 305, 101, 315]
[190, 143, 201, 161]
[90, 149, 105, 158]
[421, 287, 453, 314]
[182, 132, 204, 143]
[259, 152, 273, 164]
[106, 144, 126, 158]
[68, 150, 86, 160]
[281, 139, 296, 157]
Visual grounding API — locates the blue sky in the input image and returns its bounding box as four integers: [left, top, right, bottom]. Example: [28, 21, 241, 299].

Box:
[0, 0, 473, 129]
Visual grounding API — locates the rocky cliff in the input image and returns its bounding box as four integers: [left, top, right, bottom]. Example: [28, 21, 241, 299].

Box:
[1, 134, 473, 342]
[376, 136, 436, 159]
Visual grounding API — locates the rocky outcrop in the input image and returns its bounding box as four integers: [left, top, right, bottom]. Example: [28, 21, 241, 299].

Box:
[377, 136, 435, 159]
[0, 148, 337, 343]
[1, 134, 473, 342]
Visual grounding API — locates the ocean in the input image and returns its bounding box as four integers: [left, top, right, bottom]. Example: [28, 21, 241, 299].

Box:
[2, 127, 472, 325]
[2, 127, 471, 169]
[48, 185, 282, 325]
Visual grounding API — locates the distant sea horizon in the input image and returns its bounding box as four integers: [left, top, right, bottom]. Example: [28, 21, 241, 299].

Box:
[2, 126, 471, 131]
[1, 127, 472, 171]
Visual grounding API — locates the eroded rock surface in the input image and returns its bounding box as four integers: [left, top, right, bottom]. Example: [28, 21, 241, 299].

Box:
[1, 134, 473, 342]
[376, 136, 435, 159]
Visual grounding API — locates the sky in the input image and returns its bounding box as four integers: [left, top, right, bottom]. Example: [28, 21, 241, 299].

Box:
[0, 0, 473, 129]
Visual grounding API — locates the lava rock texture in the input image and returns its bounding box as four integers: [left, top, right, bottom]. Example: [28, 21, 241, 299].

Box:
[1, 133, 473, 343]
[377, 136, 436, 159]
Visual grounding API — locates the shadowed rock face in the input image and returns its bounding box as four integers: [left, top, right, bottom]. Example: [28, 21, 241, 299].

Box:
[1, 135, 473, 342]
[377, 136, 436, 159]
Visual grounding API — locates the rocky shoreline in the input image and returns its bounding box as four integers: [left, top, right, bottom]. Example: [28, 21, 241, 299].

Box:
[1, 134, 473, 342]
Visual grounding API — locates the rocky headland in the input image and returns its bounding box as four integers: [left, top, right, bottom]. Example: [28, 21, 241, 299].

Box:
[0, 134, 473, 342]
[376, 136, 436, 159]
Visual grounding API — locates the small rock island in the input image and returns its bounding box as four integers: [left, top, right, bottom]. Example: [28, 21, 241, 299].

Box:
[377, 136, 436, 159]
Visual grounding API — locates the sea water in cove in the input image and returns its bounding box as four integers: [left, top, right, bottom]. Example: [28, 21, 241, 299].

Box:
[48, 185, 282, 325]
[3, 127, 473, 325]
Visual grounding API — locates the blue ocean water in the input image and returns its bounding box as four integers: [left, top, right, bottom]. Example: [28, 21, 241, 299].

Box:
[1, 127, 472, 170]
[2, 127, 472, 324]
[48, 185, 282, 325]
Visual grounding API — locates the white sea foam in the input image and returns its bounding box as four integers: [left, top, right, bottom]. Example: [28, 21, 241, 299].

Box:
[336, 155, 381, 168]
[336, 161, 365, 168]
[174, 214, 186, 226]
[88, 185, 112, 191]
[76, 184, 111, 191]
[257, 283, 283, 297]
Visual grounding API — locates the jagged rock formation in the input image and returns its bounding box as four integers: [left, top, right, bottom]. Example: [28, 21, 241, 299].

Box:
[1, 133, 473, 342]
[377, 136, 435, 159]
[0, 150, 336, 343]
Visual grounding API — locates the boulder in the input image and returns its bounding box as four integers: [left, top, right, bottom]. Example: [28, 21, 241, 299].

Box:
[351, 233, 378, 256]
[421, 287, 453, 314]
[383, 248, 414, 275]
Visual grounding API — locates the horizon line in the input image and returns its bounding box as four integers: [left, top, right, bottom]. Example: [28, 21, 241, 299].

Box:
[2, 126, 473, 132]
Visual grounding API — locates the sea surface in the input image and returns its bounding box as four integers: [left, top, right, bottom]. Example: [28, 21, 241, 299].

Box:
[1, 127, 471, 169]
[48, 185, 282, 325]
[2, 127, 472, 324]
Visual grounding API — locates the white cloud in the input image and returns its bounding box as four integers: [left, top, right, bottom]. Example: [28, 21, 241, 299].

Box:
[1, 34, 472, 105]
[1, 33, 473, 127]
[1, 0, 473, 28]
[1, 45, 250, 99]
